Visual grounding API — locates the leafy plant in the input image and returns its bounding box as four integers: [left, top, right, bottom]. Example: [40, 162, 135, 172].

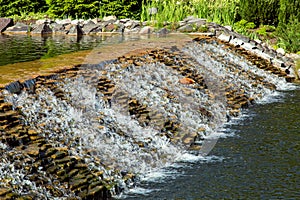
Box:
[233, 19, 258, 39]
[276, 18, 300, 53]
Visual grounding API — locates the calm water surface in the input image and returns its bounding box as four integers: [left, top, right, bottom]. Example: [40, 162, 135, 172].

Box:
[0, 34, 143, 66]
[126, 89, 300, 199]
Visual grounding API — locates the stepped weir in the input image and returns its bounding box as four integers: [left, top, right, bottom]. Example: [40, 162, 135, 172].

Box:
[0, 35, 296, 199]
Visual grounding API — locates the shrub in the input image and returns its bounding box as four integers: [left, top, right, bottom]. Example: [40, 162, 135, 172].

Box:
[0, 0, 47, 17]
[276, 18, 300, 53]
[238, 0, 280, 26]
[46, 0, 100, 19]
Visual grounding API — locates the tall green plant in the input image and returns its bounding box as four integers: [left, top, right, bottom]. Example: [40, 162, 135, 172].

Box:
[238, 0, 280, 26]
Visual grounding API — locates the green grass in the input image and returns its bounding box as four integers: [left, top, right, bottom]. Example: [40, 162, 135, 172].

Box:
[141, 0, 239, 27]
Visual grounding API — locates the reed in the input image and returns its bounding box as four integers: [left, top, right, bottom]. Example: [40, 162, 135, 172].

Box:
[141, 0, 239, 27]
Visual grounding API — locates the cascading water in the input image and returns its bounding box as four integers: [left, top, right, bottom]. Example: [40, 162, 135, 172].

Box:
[0, 36, 296, 199]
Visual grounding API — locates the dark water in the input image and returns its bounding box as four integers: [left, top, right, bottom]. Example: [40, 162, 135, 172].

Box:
[126, 89, 300, 199]
[0, 34, 142, 66]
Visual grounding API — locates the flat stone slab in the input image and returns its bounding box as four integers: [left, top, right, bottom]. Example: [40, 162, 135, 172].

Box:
[0, 18, 13, 32]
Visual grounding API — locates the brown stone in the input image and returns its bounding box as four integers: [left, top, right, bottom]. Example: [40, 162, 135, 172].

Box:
[179, 77, 195, 85]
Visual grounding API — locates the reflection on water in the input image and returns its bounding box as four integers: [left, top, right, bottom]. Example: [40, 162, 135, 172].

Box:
[0, 34, 146, 66]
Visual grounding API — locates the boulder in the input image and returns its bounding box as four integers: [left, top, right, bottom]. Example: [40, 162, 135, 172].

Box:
[139, 26, 154, 34]
[31, 23, 52, 35]
[103, 16, 117, 22]
[50, 23, 66, 34]
[217, 33, 232, 42]
[82, 23, 99, 34]
[156, 27, 169, 35]
[276, 48, 285, 55]
[0, 18, 13, 32]
[67, 24, 83, 36]
[178, 24, 193, 32]
[5, 22, 30, 33]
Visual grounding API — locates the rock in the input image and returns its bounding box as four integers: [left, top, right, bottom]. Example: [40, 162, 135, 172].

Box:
[120, 18, 131, 23]
[50, 23, 65, 34]
[148, 7, 158, 15]
[178, 24, 193, 32]
[82, 23, 99, 34]
[179, 77, 195, 84]
[183, 16, 198, 22]
[224, 25, 232, 31]
[0, 18, 14, 32]
[156, 27, 169, 35]
[35, 19, 48, 25]
[67, 24, 83, 35]
[187, 18, 206, 26]
[217, 33, 232, 42]
[139, 26, 154, 34]
[5, 22, 31, 33]
[56, 18, 71, 25]
[104, 23, 115, 32]
[276, 48, 285, 55]
[31, 23, 52, 35]
[71, 19, 79, 25]
[103, 16, 117, 22]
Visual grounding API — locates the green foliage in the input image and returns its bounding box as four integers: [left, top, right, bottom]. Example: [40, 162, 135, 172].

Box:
[276, 18, 300, 53]
[256, 25, 276, 37]
[238, 0, 280, 26]
[100, 0, 142, 19]
[0, 0, 47, 17]
[46, 0, 100, 19]
[278, 0, 300, 26]
[233, 19, 257, 39]
[141, 0, 238, 27]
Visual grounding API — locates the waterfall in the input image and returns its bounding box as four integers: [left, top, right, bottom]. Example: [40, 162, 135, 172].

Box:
[0, 36, 295, 199]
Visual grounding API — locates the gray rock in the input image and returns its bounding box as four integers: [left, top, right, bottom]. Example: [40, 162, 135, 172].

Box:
[67, 24, 83, 35]
[178, 24, 193, 32]
[139, 26, 154, 34]
[36, 19, 48, 25]
[56, 19, 71, 25]
[50, 23, 66, 34]
[103, 16, 117, 22]
[187, 18, 206, 26]
[120, 18, 131, 23]
[217, 33, 232, 42]
[0, 18, 13, 32]
[5, 22, 30, 33]
[82, 23, 100, 34]
[224, 25, 232, 31]
[31, 23, 52, 35]
[156, 28, 169, 35]
[276, 48, 285, 55]
[184, 16, 198, 22]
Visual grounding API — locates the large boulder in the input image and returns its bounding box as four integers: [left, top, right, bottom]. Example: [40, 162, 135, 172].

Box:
[0, 18, 14, 32]
[31, 22, 52, 35]
[4, 22, 30, 33]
